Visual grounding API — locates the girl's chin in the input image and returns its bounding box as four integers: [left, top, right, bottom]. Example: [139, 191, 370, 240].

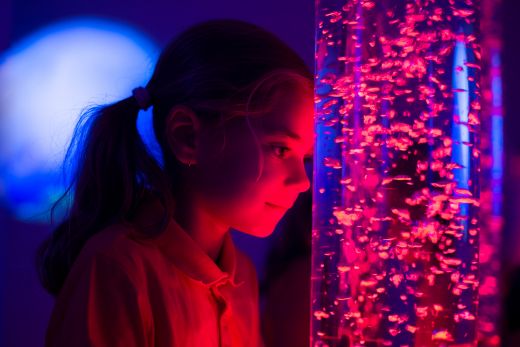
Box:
[235, 220, 279, 238]
[244, 229, 276, 239]
[232, 206, 288, 237]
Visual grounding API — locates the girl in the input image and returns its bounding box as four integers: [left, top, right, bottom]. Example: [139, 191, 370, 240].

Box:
[36, 19, 314, 347]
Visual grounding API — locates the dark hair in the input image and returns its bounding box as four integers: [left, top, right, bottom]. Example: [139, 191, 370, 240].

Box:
[36, 19, 313, 296]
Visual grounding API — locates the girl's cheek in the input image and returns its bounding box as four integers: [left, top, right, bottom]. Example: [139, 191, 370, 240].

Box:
[198, 144, 259, 193]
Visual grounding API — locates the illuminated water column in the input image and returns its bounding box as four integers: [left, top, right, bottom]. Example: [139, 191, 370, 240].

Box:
[312, 1, 480, 346]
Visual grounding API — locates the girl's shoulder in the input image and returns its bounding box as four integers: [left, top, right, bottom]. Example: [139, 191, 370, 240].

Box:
[73, 221, 162, 283]
[47, 223, 156, 346]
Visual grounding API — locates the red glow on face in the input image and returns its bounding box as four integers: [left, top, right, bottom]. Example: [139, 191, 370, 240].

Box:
[194, 88, 313, 238]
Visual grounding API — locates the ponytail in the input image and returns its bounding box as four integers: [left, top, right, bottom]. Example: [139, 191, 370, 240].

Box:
[36, 95, 173, 296]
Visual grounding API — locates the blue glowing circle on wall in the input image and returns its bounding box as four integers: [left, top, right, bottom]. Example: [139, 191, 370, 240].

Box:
[0, 17, 160, 223]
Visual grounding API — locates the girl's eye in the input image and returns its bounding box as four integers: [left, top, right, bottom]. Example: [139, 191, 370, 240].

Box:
[269, 144, 291, 159]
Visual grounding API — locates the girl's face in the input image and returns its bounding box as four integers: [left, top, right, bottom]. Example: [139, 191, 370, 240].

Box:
[195, 87, 314, 237]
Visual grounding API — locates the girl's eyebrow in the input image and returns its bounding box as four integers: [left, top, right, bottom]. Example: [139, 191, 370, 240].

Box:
[263, 124, 315, 156]
[264, 125, 301, 140]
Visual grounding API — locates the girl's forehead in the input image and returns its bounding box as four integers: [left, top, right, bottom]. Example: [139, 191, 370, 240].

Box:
[224, 86, 312, 121]
[222, 86, 314, 146]
[260, 92, 314, 131]
[250, 95, 315, 150]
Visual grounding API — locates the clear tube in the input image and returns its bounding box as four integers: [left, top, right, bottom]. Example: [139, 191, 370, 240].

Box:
[312, 1, 481, 346]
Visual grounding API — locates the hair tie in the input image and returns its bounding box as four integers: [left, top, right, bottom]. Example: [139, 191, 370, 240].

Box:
[132, 87, 152, 110]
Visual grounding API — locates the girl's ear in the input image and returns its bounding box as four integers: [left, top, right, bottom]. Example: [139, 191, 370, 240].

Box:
[165, 105, 201, 165]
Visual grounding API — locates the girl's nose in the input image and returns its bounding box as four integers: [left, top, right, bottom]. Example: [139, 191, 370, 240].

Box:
[286, 160, 311, 193]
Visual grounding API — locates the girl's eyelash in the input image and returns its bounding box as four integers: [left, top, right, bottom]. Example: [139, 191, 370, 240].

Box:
[269, 144, 291, 159]
[268, 144, 314, 161]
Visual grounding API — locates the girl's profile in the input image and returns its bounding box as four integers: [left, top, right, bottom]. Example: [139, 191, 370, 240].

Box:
[36, 18, 314, 347]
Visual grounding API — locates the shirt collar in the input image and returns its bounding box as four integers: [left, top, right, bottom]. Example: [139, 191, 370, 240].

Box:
[129, 191, 241, 288]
